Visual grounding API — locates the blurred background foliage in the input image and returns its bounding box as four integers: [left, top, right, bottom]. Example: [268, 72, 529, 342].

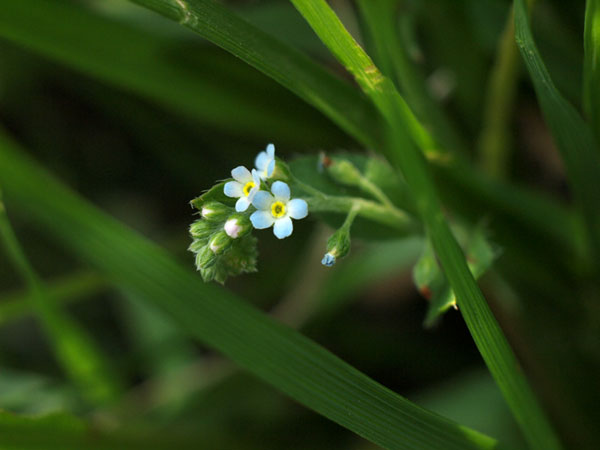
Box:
[0, 0, 597, 449]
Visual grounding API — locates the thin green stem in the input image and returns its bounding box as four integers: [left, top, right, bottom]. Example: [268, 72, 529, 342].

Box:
[478, 6, 520, 178]
[292, 174, 417, 232]
[479, 0, 536, 178]
[357, 176, 395, 209]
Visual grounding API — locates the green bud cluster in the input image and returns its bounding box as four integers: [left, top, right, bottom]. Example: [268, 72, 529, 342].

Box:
[188, 198, 257, 284]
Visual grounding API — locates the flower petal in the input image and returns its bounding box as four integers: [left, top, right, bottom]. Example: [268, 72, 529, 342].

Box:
[266, 159, 275, 178]
[235, 197, 250, 212]
[252, 190, 273, 210]
[250, 210, 275, 229]
[273, 217, 293, 239]
[251, 169, 261, 184]
[224, 181, 243, 198]
[255, 151, 269, 171]
[266, 143, 275, 158]
[287, 198, 308, 219]
[271, 181, 290, 201]
[231, 166, 252, 183]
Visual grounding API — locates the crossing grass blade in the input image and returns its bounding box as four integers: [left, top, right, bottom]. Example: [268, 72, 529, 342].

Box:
[515, 0, 600, 264]
[0, 132, 500, 450]
[288, 1, 562, 449]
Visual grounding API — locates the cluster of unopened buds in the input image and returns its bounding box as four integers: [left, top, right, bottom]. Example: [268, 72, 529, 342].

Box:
[188, 144, 309, 283]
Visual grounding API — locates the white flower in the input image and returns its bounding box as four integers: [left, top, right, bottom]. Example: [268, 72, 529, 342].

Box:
[250, 181, 308, 239]
[223, 167, 261, 212]
[255, 143, 276, 180]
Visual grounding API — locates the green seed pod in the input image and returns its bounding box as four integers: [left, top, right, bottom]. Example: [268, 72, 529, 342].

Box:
[224, 213, 252, 239]
[322, 226, 351, 267]
[196, 244, 217, 269]
[189, 219, 214, 240]
[325, 157, 363, 187]
[201, 202, 232, 222]
[208, 231, 232, 255]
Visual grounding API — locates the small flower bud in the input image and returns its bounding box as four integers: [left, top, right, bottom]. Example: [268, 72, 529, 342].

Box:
[322, 227, 351, 267]
[189, 219, 214, 240]
[224, 214, 251, 239]
[201, 202, 232, 221]
[196, 245, 217, 269]
[321, 252, 336, 267]
[208, 231, 232, 255]
[325, 157, 362, 187]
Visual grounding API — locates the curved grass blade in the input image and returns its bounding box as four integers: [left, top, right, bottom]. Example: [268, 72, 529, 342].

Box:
[289, 2, 562, 449]
[124, 0, 382, 148]
[0, 0, 337, 145]
[515, 0, 600, 264]
[0, 132, 499, 450]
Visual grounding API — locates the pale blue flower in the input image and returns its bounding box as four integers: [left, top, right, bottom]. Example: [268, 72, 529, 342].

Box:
[255, 143, 276, 180]
[321, 253, 336, 267]
[250, 181, 308, 239]
[224, 167, 261, 212]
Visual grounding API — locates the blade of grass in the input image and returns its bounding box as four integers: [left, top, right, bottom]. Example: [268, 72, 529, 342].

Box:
[121, 0, 382, 148]
[0, 191, 121, 405]
[0, 132, 500, 450]
[584, 0, 600, 139]
[477, 4, 522, 178]
[515, 0, 600, 265]
[288, 2, 561, 449]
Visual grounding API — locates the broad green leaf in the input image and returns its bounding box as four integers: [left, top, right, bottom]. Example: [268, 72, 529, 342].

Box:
[515, 0, 600, 263]
[584, 0, 600, 139]
[289, 1, 561, 448]
[0, 134, 498, 450]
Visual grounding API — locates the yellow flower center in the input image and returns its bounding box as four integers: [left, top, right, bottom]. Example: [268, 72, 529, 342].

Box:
[243, 181, 255, 196]
[271, 201, 286, 218]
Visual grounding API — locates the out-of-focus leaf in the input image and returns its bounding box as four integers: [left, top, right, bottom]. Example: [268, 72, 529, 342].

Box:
[584, 0, 600, 139]
[0, 0, 339, 145]
[515, 0, 600, 263]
